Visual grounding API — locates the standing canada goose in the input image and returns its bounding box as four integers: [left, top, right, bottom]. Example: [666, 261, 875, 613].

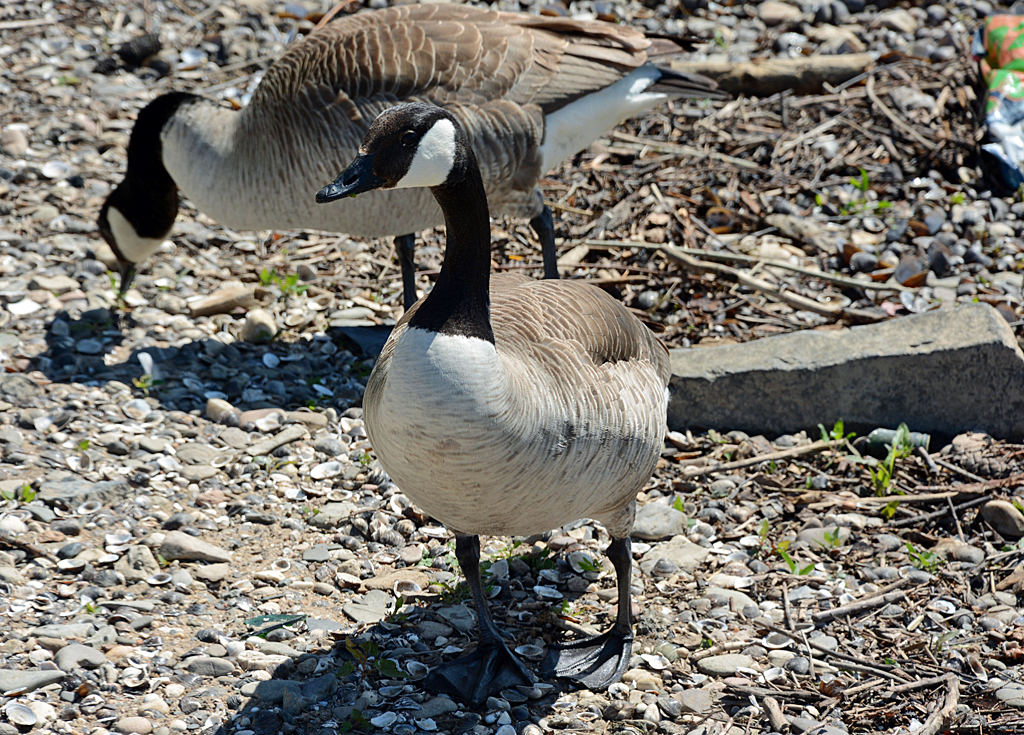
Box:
[97, 3, 722, 308]
[316, 103, 671, 705]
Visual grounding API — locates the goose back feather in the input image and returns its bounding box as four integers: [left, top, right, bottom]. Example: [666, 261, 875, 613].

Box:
[102, 4, 721, 271]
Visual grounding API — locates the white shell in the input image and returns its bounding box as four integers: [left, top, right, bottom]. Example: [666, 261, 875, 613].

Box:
[105, 531, 132, 546]
[514, 644, 545, 659]
[148, 573, 173, 586]
[4, 703, 36, 726]
[532, 585, 561, 600]
[42, 160, 71, 179]
[123, 399, 153, 420]
[77, 501, 102, 515]
[57, 559, 86, 572]
[310, 462, 342, 480]
[262, 353, 281, 368]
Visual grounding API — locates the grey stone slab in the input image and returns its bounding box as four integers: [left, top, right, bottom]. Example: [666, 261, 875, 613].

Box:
[669, 303, 1024, 440]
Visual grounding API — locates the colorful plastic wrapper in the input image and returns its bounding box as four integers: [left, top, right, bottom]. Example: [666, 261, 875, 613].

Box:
[975, 15, 1024, 188]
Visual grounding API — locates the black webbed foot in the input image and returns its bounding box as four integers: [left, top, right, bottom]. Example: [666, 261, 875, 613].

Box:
[424, 637, 534, 707]
[540, 628, 632, 690]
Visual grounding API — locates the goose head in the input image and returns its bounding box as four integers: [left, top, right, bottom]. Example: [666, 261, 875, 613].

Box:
[316, 103, 469, 202]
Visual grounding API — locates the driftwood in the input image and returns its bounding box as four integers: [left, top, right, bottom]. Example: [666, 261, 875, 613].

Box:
[188, 286, 270, 318]
[670, 53, 875, 96]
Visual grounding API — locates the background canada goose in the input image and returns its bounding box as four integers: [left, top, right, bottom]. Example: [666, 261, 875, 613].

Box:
[97, 3, 722, 308]
[317, 103, 671, 704]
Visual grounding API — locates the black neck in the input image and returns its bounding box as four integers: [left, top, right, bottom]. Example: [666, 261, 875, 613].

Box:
[407, 153, 494, 343]
[107, 92, 197, 243]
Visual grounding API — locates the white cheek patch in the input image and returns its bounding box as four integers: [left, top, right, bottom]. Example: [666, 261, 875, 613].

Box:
[106, 207, 166, 262]
[395, 118, 456, 189]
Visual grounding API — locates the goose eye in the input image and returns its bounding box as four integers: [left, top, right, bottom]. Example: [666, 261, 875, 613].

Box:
[400, 130, 417, 147]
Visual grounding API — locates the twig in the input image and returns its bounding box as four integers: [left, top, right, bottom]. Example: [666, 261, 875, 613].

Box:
[914, 471, 1024, 494]
[679, 439, 831, 478]
[890, 495, 990, 528]
[656, 244, 886, 323]
[930, 457, 988, 484]
[610, 131, 763, 172]
[887, 674, 956, 695]
[0, 17, 61, 29]
[762, 696, 788, 732]
[948, 495, 967, 543]
[915, 675, 960, 735]
[615, 244, 912, 292]
[865, 74, 937, 151]
[812, 591, 907, 624]
[756, 619, 912, 680]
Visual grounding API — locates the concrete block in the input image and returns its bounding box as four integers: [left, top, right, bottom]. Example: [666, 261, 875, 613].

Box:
[668, 303, 1024, 440]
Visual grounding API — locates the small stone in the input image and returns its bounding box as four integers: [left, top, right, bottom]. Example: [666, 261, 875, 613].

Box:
[639, 536, 709, 574]
[114, 717, 153, 735]
[981, 500, 1024, 539]
[695, 654, 756, 676]
[160, 530, 232, 563]
[185, 657, 236, 677]
[29, 274, 80, 294]
[632, 501, 689, 540]
[759, 0, 801, 25]
[0, 669, 65, 695]
[194, 563, 233, 583]
[878, 8, 917, 34]
[676, 689, 714, 713]
[115, 545, 161, 583]
[54, 643, 107, 671]
[1, 127, 29, 157]
[206, 398, 240, 425]
[241, 309, 278, 344]
[621, 669, 662, 691]
[312, 435, 345, 457]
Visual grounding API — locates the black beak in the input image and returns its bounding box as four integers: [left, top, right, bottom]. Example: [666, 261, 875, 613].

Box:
[316, 153, 386, 203]
[117, 262, 137, 298]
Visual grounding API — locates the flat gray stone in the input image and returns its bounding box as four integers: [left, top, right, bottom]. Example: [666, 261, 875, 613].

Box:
[114, 545, 161, 583]
[175, 442, 222, 465]
[409, 695, 459, 719]
[669, 303, 1024, 440]
[0, 669, 65, 695]
[342, 589, 394, 624]
[159, 530, 232, 563]
[245, 679, 301, 704]
[29, 623, 94, 639]
[676, 688, 714, 713]
[981, 500, 1024, 539]
[185, 656, 236, 677]
[632, 500, 689, 541]
[639, 536, 709, 575]
[54, 643, 107, 671]
[248, 425, 308, 457]
[694, 653, 756, 676]
[37, 477, 131, 505]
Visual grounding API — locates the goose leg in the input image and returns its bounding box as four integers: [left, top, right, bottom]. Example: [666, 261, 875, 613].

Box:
[116, 262, 137, 300]
[540, 536, 634, 690]
[529, 205, 559, 280]
[423, 534, 534, 707]
[394, 233, 418, 310]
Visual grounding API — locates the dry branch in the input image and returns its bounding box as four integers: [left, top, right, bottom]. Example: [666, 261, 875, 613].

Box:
[670, 53, 875, 96]
[657, 245, 887, 323]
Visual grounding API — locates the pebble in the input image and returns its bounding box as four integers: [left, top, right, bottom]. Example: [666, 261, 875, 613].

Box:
[631, 500, 689, 540]
[241, 308, 278, 343]
[114, 717, 154, 735]
[53, 643, 107, 671]
[159, 530, 233, 563]
[695, 654, 757, 676]
[980, 500, 1024, 539]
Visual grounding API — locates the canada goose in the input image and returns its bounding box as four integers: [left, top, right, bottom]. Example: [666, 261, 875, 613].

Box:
[97, 3, 722, 308]
[316, 103, 671, 705]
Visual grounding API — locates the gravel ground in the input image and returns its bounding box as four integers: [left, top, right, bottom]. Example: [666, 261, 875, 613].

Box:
[4, 1, 1024, 735]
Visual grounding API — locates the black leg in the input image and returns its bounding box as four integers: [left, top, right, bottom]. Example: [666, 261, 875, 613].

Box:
[423, 535, 534, 707]
[117, 262, 137, 300]
[529, 205, 559, 280]
[540, 536, 634, 690]
[394, 233, 418, 310]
